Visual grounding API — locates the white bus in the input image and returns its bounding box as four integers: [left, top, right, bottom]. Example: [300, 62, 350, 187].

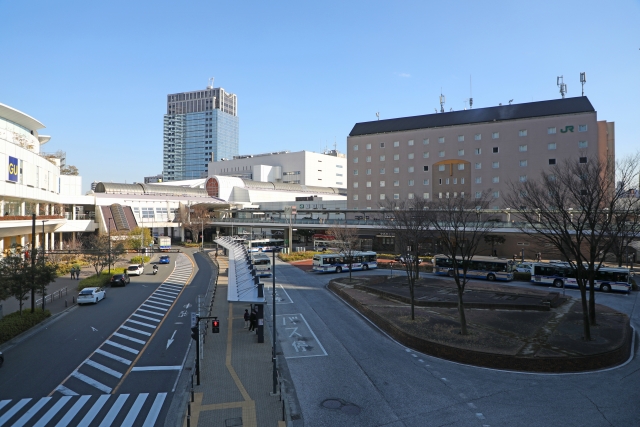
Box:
[312, 251, 378, 273]
[531, 262, 632, 293]
[432, 254, 515, 281]
[245, 239, 284, 252]
[251, 253, 272, 277]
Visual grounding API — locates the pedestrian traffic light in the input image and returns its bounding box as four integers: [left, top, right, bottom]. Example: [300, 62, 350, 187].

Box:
[191, 325, 199, 340]
[212, 319, 220, 333]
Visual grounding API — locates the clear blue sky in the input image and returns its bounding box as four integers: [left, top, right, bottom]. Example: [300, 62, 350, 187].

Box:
[1, 0, 638, 192]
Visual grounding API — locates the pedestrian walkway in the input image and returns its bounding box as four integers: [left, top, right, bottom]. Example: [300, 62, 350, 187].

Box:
[184, 254, 286, 427]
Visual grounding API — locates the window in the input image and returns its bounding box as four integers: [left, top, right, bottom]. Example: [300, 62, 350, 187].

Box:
[366, 169, 372, 175]
[336, 173, 343, 177]
[548, 143, 556, 150]
[548, 127, 556, 134]
[519, 175, 527, 182]
[423, 166, 429, 171]
[353, 182, 359, 188]
[380, 168, 385, 174]
[475, 163, 481, 169]
[409, 179, 414, 186]
[579, 157, 587, 164]
[423, 192, 430, 199]
[475, 192, 482, 198]
[519, 145, 528, 152]
[438, 165, 446, 171]
[492, 132, 499, 139]
[380, 181, 385, 187]
[379, 155, 385, 161]
[461, 178, 465, 184]
[491, 147, 498, 154]
[492, 176, 499, 183]
[453, 178, 457, 184]
[458, 149, 465, 156]
[366, 156, 371, 162]
[408, 193, 414, 199]
[393, 154, 399, 160]
[439, 192, 443, 199]
[354, 157, 358, 163]
[366, 181, 371, 187]
[394, 167, 400, 173]
[520, 160, 528, 167]
[438, 178, 442, 185]
[366, 143, 371, 149]
[394, 180, 400, 186]
[380, 142, 385, 148]
[579, 125, 588, 132]
[492, 162, 499, 169]
[458, 135, 464, 142]
[446, 192, 450, 199]
[394, 141, 400, 147]
[354, 145, 359, 151]
[519, 130, 527, 137]
[438, 151, 445, 157]
[354, 169, 358, 175]
[423, 138, 429, 145]
[446, 178, 450, 184]
[353, 195, 358, 200]
[423, 152, 430, 158]
[336, 164, 343, 168]
[457, 163, 465, 170]
[408, 166, 414, 173]
[408, 153, 414, 159]
[408, 140, 414, 146]
[394, 194, 400, 200]
[438, 137, 445, 143]
[366, 194, 372, 200]
[380, 194, 386, 200]
[474, 133, 481, 140]
[549, 158, 556, 165]
[475, 148, 481, 155]
[493, 191, 500, 198]
[579, 141, 588, 148]
[475, 177, 482, 183]
[423, 179, 430, 185]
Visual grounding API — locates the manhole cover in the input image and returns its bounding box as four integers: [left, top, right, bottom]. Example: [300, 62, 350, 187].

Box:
[341, 404, 361, 415]
[322, 399, 342, 409]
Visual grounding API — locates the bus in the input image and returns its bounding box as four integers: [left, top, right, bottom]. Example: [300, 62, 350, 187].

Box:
[312, 251, 378, 273]
[245, 239, 284, 252]
[531, 262, 632, 293]
[251, 253, 272, 277]
[432, 254, 515, 281]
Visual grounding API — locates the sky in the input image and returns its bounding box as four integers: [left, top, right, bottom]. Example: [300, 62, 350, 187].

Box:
[1, 0, 639, 192]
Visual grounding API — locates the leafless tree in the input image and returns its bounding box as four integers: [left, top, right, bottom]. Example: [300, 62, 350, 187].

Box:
[178, 204, 211, 243]
[425, 192, 494, 335]
[327, 223, 360, 282]
[504, 153, 640, 341]
[380, 198, 432, 320]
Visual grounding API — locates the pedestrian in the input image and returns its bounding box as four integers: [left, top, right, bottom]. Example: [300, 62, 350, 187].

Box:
[244, 309, 250, 329]
[70, 267, 75, 280]
[75, 267, 80, 280]
[249, 309, 257, 332]
[512, 254, 517, 261]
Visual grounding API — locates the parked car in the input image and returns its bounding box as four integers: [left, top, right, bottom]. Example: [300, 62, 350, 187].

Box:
[514, 262, 534, 273]
[159, 255, 170, 264]
[78, 287, 106, 304]
[110, 273, 130, 287]
[394, 255, 416, 264]
[127, 264, 144, 276]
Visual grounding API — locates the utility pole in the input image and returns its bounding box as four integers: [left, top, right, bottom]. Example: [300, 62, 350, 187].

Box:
[31, 213, 36, 313]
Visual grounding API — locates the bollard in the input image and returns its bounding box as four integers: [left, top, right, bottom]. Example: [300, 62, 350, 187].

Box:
[73, 296, 75, 304]
[65, 300, 68, 307]
[187, 414, 190, 427]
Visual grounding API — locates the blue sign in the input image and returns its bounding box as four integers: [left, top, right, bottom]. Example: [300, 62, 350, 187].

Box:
[8, 156, 18, 182]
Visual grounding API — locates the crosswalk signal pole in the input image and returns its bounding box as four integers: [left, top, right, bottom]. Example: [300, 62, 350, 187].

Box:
[191, 316, 200, 385]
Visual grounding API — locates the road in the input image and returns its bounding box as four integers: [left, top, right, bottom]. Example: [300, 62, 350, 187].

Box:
[271, 261, 640, 427]
[0, 251, 214, 426]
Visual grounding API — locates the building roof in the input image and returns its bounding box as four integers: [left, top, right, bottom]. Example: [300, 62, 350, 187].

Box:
[0, 103, 46, 131]
[349, 97, 595, 137]
[95, 182, 210, 198]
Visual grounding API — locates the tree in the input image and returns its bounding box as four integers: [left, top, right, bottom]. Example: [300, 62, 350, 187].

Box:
[34, 257, 59, 311]
[381, 198, 432, 320]
[327, 223, 360, 282]
[60, 165, 79, 176]
[425, 192, 494, 335]
[82, 234, 125, 276]
[127, 227, 153, 251]
[179, 204, 211, 242]
[504, 153, 640, 340]
[484, 235, 506, 256]
[0, 245, 33, 314]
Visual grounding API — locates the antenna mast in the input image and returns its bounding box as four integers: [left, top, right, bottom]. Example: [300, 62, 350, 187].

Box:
[439, 89, 445, 113]
[580, 72, 586, 96]
[469, 75, 473, 108]
[207, 77, 214, 89]
[376, 112, 380, 121]
[557, 76, 567, 99]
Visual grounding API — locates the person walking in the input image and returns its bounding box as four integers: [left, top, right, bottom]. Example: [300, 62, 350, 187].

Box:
[75, 267, 80, 280]
[249, 309, 257, 332]
[70, 267, 75, 280]
[244, 309, 250, 329]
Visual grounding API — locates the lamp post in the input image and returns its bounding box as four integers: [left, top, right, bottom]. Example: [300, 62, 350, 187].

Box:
[41, 220, 49, 265]
[272, 246, 281, 395]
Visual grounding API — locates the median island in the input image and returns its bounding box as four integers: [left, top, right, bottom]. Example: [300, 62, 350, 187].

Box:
[328, 275, 632, 372]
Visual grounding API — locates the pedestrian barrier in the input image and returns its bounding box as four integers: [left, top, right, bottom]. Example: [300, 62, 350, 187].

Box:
[35, 287, 68, 306]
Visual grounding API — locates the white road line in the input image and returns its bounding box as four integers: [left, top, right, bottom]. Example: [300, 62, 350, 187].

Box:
[142, 393, 167, 427]
[31, 396, 71, 427]
[161, 283, 183, 289]
[142, 303, 167, 312]
[95, 349, 132, 365]
[137, 308, 165, 317]
[78, 395, 110, 426]
[72, 371, 112, 394]
[55, 385, 78, 396]
[12, 396, 51, 427]
[121, 325, 152, 336]
[98, 394, 129, 427]
[105, 340, 139, 354]
[146, 298, 173, 306]
[153, 290, 178, 298]
[85, 360, 123, 378]
[132, 313, 161, 323]
[54, 395, 91, 427]
[131, 366, 182, 371]
[0, 398, 31, 425]
[157, 287, 180, 294]
[127, 319, 157, 328]
[0, 400, 10, 411]
[121, 393, 148, 427]
[113, 332, 146, 345]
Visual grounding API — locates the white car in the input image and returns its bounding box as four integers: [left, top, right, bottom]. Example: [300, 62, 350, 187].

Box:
[127, 264, 144, 276]
[514, 262, 534, 273]
[78, 287, 105, 304]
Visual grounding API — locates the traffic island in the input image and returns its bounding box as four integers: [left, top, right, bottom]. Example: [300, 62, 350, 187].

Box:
[328, 276, 632, 373]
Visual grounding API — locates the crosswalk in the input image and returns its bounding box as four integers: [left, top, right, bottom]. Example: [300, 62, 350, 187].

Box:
[0, 254, 195, 426]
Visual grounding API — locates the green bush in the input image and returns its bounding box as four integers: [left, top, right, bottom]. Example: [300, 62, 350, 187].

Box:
[279, 251, 323, 262]
[0, 309, 51, 345]
[130, 256, 151, 264]
[78, 268, 126, 291]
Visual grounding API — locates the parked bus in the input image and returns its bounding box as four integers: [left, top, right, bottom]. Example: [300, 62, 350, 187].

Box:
[251, 253, 272, 277]
[312, 251, 378, 273]
[245, 239, 284, 252]
[432, 254, 515, 281]
[531, 262, 632, 293]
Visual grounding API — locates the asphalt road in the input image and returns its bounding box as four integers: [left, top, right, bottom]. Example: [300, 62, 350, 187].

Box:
[272, 261, 640, 427]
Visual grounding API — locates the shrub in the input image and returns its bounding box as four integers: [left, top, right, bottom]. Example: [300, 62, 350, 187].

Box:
[78, 268, 126, 291]
[130, 256, 151, 264]
[279, 251, 323, 262]
[0, 309, 51, 345]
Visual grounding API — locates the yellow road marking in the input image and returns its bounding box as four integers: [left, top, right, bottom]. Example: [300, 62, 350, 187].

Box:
[226, 303, 252, 402]
[183, 393, 256, 427]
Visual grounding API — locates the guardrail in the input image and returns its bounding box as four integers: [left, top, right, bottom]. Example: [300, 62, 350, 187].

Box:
[35, 287, 68, 306]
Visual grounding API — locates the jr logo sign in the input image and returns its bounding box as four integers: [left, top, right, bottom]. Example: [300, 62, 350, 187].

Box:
[560, 126, 574, 133]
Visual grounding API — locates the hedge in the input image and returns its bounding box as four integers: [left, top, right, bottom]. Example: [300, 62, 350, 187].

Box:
[130, 256, 151, 264]
[0, 309, 51, 345]
[279, 251, 323, 262]
[78, 268, 127, 291]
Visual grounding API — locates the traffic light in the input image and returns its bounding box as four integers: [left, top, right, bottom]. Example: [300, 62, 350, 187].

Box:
[212, 319, 220, 333]
[191, 325, 199, 340]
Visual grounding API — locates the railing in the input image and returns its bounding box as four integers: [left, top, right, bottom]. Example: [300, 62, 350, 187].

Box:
[35, 287, 68, 306]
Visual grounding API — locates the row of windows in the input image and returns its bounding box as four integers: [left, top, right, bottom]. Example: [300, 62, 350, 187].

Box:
[353, 190, 504, 203]
[352, 126, 589, 151]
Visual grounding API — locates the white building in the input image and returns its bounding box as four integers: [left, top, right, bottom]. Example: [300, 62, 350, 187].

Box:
[208, 150, 347, 187]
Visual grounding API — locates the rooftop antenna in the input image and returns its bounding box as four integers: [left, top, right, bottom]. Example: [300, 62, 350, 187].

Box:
[469, 75, 473, 109]
[557, 76, 567, 99]
[439, 89, 445, 113]
[207, 77, 214, 89]
[509, 99, 513, 105]
[376, 112, 380, 121]
[580, 72, 586, 96]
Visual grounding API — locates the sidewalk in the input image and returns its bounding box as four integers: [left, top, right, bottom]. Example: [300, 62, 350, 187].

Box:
[184, 254, 286, 427]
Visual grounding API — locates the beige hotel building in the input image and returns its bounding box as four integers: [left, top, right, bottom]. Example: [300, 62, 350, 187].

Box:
[347, 97, 614, 210]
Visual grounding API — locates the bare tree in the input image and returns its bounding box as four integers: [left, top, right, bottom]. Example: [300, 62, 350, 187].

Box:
[327, 223, 360, 282]
[380, 198, 432, 320]
[484, 235, 506, 257]
[82, 234, 125, 276]
[178, 204, 210, 243]
[425, 192, 494, 335]
[504, 153, 640, 341]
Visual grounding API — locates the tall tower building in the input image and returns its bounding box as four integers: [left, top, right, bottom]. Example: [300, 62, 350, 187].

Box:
[163, 82, 239, 181]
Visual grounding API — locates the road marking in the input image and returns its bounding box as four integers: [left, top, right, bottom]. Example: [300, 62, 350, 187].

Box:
[32, 396, 71, 427]
[154, 290, 178, 298]
[113, 332, 147, 345]
[147, 298, 173, 306]
[467, 402, 477, 409]
[91, 326, 98, 332]
[121, 325, 152, 336]
[132, 313, 161, 322]
[0, 398, 31, 425]
[54, 385, 78, 396]
[127, 319, 157, 329]
[85, 359, 124, 378]
[95, 349, 132, 365]
[105, 340, 139, 354]
[54, 395, 90, 427]
[98, 394, 129, 427]
[476, 413, 486, 420]
[137, 308, 165, 317]
[0, 400, 9, 412]
[142, 393, 167, 427]
[121, 393, 148, 427]
[77, 394, 110, 425]
[12, 396, 51, 427]
[166, 330, 177, 349]
[142, 303, 168, 312]
[131, 365, 182, 371]
[72, 371, 112, 394]
[161, 283, 183, 290]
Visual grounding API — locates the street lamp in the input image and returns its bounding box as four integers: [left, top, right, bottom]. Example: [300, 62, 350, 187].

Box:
[272, 246, 282, 395]
[41, 220, 49, 265]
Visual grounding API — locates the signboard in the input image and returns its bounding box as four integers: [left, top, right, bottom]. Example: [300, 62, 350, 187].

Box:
[8, 156, 18, 182]
[191, 312, 197, 328]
